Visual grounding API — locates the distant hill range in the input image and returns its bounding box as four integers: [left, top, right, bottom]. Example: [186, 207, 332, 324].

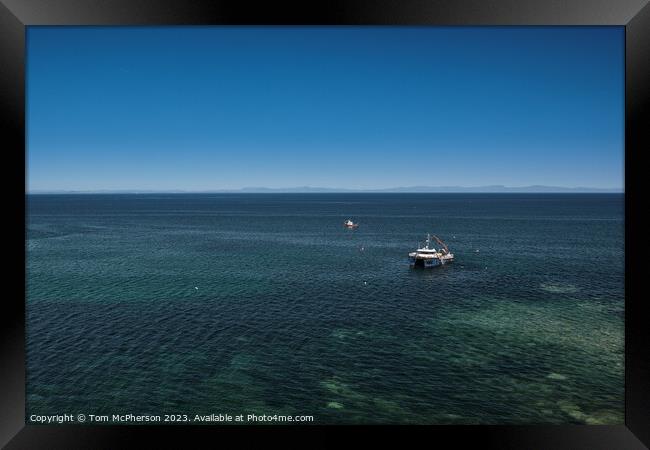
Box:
[30, 185, 623, 194]
[234, 185, 621, 193]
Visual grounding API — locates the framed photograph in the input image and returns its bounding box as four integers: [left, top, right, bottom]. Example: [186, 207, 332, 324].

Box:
[2, 0, 648, 448]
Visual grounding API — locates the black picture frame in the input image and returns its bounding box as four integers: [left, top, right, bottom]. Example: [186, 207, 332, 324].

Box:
[2, 1, 648, 448]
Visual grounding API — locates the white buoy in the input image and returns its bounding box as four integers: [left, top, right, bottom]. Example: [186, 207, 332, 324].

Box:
[195, 286, 199, 290]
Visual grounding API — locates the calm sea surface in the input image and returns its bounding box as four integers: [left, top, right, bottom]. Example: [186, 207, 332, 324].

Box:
[26, 194, 624, 424]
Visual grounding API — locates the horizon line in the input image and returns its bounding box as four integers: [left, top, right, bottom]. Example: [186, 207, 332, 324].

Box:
[27, 184, 624, 194]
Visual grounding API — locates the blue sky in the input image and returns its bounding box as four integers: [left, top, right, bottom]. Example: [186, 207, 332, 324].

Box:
[27, 26, 624, 191]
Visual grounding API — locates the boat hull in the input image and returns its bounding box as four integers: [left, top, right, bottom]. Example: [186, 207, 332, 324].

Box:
[411, 258, 439, 268]
[409, 256, 453, 268]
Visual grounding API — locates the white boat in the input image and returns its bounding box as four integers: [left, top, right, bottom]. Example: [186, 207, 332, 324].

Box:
[409, 234, 454, 268]
[343, 219, 359, 228]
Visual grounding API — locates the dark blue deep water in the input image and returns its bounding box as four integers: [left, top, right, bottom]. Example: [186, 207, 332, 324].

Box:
[26, 194, 624, 424]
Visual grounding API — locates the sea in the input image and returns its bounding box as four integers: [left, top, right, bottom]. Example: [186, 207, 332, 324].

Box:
[26, 193, 624, 424]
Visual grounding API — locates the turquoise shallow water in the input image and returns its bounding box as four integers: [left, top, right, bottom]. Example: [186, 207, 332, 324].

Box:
[26, 193, 624, 424]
